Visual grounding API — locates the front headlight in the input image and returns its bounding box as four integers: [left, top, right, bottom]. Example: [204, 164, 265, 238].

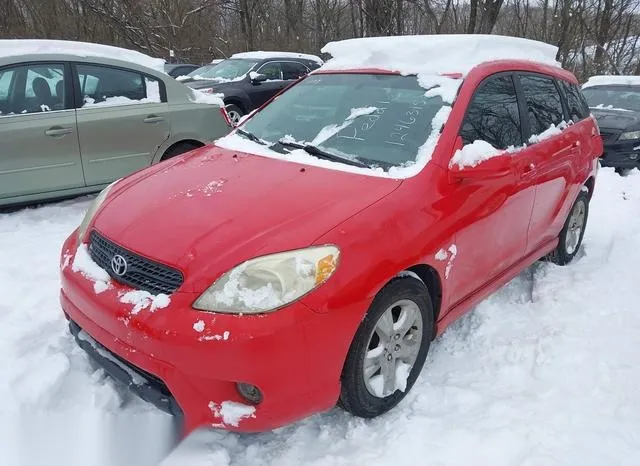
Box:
[619, 130, 640, 140]
[76, 180, 119, 241]
[193, 245, 340, 314]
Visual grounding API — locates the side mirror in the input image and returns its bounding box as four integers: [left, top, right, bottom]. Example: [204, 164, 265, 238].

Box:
[249, 71, 267, 84]
[449, 136, 513, 182]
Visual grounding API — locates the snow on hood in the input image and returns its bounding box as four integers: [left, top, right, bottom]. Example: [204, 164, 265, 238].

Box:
[231, 51, 323, 64]
[0, 39, 165, 73]
[320, 34, 560, 76]
[92, 146, 401, 289]
[582, 75, 640, 89]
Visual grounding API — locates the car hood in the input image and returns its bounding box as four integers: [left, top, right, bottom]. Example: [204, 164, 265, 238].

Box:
[591, 108, 640, 131]
[92, 146, 401, 291]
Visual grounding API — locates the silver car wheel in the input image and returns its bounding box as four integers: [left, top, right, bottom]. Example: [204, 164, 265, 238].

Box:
[565, 200, 586, 254]
[363, 299, 423, 398]
[226, 108, 242, 125]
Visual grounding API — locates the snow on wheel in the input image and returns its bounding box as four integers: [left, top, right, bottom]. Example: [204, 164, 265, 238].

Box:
[339, 276, 434, 418]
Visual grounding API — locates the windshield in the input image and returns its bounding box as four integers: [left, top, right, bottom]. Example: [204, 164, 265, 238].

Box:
[240, 73, 446, 169]
[187, 59, 258, 81]
[582, 86, 640, 113]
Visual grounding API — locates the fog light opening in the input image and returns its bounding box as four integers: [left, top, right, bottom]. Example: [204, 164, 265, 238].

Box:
[236, 382, 263, 404]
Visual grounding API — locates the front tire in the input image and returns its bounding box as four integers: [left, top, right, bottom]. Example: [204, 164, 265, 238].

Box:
[225, 104, 244, 125]
[548, 190, 589, 265]
[339, 277, 434, 418]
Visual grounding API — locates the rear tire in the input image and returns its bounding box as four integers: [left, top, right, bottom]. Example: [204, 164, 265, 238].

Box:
[547, 190, 589, 265]
[161, 141, 202, 161]
[339, 277, 434, 418]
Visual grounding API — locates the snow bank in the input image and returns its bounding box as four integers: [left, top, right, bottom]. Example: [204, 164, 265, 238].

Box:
[582, 75, 640, 88]
[231, 51, 323, 64]
[321, 34, 560, 76]
[0, 39, 165, 72]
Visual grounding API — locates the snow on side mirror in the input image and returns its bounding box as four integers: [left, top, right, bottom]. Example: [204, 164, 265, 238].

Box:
[449, 136, 513, 181]
[249, 71, 267, 84]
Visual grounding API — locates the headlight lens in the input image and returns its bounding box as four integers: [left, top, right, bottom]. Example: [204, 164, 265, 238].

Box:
[193, 245, 340, 314]
[619, 130, 640, 140]
[76, 180, 118, 241]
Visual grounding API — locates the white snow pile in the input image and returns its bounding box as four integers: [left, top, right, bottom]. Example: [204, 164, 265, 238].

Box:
[193, 320, 205, 333]
[582, 75, 640, 89]
[82, 96, 159, 108]
[71, 244, 110, 293]
[320, 34, 560, 76]
[528, 121, 568, 144]
[450, 139, 504, 169]
[232, 51, 323, 64]
[119, 290, 170, 315]
[0, 39, 165, 72]
[188, 89, 224, 107]
[208, 401, 256, 428]
[593, 104, 634, 112]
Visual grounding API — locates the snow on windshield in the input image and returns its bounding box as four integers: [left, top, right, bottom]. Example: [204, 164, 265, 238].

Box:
[217, 72, 460, 179]
[0, 39, 165, 72]
[187, 59, 256, 82]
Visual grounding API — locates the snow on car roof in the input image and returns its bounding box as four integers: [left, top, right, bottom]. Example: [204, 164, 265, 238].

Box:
[230, 51, 323, 64]
[320, 34, 560, 75]
[582, 75, 640, 88]
[0, 39, 165, 73]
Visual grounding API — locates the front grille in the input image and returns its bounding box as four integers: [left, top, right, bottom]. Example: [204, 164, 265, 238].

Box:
[600, 131, 619, 143]
[88, 230, 183, 295]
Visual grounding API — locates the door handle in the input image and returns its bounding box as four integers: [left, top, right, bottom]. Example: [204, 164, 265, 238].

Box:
[45, 127, 73, 137]
[143, 115, 164, 123]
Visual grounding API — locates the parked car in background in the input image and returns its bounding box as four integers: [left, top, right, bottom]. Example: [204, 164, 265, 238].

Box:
[60, 35, 600, 436]
[0, 39, 232, 207]
[582, 75, 640, 173]
[164, 63, 200, 78]
[181, 51, 323, 124]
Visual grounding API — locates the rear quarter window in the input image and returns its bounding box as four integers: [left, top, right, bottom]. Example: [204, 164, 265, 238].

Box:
[561, 81, 590, 122]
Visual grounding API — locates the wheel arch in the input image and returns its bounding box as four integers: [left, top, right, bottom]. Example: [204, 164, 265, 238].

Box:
[396, 264, 443, 323]
[583, 176, 595, 201]
[160, 139, 205, 161]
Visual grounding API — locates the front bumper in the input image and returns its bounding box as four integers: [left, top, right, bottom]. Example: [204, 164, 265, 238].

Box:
[600, 140, 640, 169]
[60, 234, 345, 435]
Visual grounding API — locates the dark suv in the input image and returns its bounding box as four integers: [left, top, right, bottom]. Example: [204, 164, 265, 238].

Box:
[581, 76, 640, 173]
[182, 52, 323, 124]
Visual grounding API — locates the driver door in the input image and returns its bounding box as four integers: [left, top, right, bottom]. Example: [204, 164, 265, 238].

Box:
[250, 61, 289, 108]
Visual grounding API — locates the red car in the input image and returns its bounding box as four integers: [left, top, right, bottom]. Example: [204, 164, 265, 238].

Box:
[59, 36, 602, 436]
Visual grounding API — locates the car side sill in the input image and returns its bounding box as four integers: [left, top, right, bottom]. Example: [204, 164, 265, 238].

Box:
[435, 238, 558, 336]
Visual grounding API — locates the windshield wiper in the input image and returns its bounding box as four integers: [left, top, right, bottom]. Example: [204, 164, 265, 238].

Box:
[276, 140, 369, 168]
[237, 128, 266, 145]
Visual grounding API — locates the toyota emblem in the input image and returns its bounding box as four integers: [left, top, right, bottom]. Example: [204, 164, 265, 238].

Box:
[110, 254, 128, 276]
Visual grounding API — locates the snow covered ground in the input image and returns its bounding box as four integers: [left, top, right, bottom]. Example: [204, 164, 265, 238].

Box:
[1, 167, 640, 465]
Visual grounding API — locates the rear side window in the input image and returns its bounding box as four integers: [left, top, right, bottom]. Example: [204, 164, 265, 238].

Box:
[256, 62, 283, 80]
[460, 74, 522, 150]
[561, 81, 590, 122]
[519, 74, 564, 136]
[282, 62, 308, 80]
[76, 64, 164, 107]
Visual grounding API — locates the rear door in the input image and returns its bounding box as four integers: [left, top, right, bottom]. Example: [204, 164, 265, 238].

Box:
[447, 73, 535, 305]
[73, 63, 171, 186]
[0, 61, 84, 200]
[516, 73, 580, 253]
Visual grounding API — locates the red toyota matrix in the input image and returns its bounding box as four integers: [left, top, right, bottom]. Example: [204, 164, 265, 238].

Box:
[59, 35, 602, 435]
